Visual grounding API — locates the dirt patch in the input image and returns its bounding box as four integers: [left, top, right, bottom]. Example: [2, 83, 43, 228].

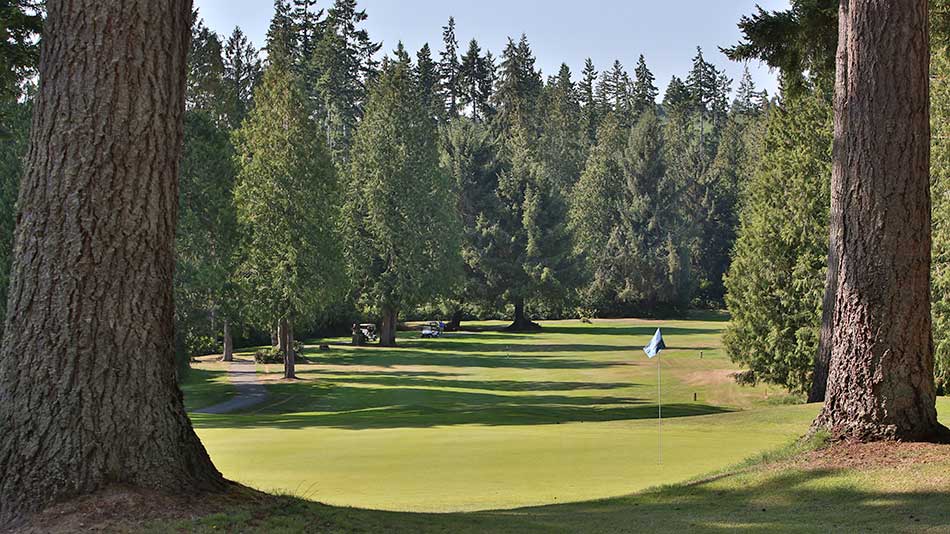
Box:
[8, 483, 280, 534]
[792, 441, 950, 471]
[7, 483, 273, 534]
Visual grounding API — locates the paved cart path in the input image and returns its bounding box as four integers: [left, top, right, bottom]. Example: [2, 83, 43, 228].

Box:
[194, 358, 269, 414]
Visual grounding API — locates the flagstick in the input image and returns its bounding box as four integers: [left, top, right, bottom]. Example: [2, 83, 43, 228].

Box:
[657, 354, 662, 465]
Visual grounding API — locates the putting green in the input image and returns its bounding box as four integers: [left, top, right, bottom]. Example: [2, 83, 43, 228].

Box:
[187, 316, 822, 512]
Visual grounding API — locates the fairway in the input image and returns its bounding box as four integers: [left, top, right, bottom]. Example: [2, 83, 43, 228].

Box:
[185, 316, 821, 512]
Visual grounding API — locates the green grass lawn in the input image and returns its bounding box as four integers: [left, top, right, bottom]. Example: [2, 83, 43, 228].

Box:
[181, 365, 236, 412]
[186, 315, 825, 512]
[152, 414, 950, 533]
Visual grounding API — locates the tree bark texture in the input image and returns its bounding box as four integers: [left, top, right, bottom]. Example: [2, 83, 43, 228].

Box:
[0, 0, 225, 526]
[279, 317, 295, 378]
[380, 307, 397, 347]
[222, 319, 233, 362]
[813, 0, 945, 441]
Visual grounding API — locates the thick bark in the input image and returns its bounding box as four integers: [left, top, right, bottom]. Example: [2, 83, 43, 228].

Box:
[0, 0, 225, 526]
[506, 297, 541, 332]
[811, 154, 843, 403]
[222, 319, 233, 362]
[813, 0, 946, 441]
[380, 306, 398, 346]
[280, 317, 295, 379]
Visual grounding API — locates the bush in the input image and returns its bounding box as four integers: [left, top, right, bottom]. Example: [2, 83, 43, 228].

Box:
[254, 341, 305, 364]
[254, 346, 283, 364]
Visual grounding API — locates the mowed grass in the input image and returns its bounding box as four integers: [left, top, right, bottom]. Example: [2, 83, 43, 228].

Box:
[154, 406, 950, 533]
[185, 314, 827, 512]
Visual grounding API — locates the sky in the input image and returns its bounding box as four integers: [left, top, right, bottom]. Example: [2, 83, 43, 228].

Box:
[194, 0, 790, 99]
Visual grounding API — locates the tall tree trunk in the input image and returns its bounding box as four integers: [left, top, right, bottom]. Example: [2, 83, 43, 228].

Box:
[506, 297, 541, 332]
[811, 156, 843, 403]
[0, 0, 225, 526]
[447, 308, 463, 331]
[380, 306, 397, 347]
[222, 319, 233, 362]
[813, 0, 946, 441]
[280, 317, 295, 379]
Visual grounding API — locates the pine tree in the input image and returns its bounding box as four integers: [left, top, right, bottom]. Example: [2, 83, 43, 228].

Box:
[571, 110, 674, 314]
[724, 91, 832, 394]
[732, 65, 768, 116]
[579, 58, 599, 145]
[724, 0, 838, 95]
[631, 54, 658, 116]
[928, 13, 950, 395]
[0, 0, 41, 137]
[478, 50, 497, 121]
[344, 44, 461, 345]
[492, 34, 543, 136]
[0, 98, 30, 334]
[233, 63, 344, 378]
[415, 43, 441, 120]
[662, 75, 691, 117]
[310, 0, 381, 162]
[222, 26, 263, 130]
[439, 16, 461, 117]
[459, 39, 491, 121]
[539, 64, 584, 193]
[176, 111, 239, 363]
[266, 0, 297, 69]
[441, 118, 503, 327]
[187, 15, 227, 121]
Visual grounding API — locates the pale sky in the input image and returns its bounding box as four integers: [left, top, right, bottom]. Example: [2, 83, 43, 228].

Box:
[193, 0, 790, 99]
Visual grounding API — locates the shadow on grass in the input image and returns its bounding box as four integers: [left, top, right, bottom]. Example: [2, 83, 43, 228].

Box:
[191, 375, 729, 430]
[158, 464, 950, 533]
[301, 345, 630, 369]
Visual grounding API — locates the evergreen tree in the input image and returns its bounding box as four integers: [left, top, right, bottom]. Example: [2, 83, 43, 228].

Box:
[596, 60, 632, 122]
[631, 54, 658, 115]
[233, 63, 344, 377]
[724, 0, 838, 95]
[459, 39, 493, 121]
[187, 15, 227, 121]
[492, 34, 543, 136]
[265, 0, 297, 69]
[662, 75, 691, 117]
[176, 111, 240, 362]
[579, 58, 599, 145]
[478, 50, 497, 121]
[311, 0, 381, 162]
[344, 45, 461, 345]
[490, 122, 574, 328]
[0, 0, 42, 137]
[415, 43, 442, 120]
[686, 46, 731, 140]
[439, 17, 461, 117]
[222, 26, 263, 130]
[732, 65, 768, 116]
[571, 110, 677, 314]
[929, 17, 950, 395]
[292, 0, 323, 67]
[441, 118, 503, 327]
[539, 64, 584, 193]
[723, 91, 832, 394]
[0, 97, 30, 333]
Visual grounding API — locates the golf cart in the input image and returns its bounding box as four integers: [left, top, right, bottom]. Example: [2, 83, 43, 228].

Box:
[420, 321, 444, 339]
[352, 323, 378, 345]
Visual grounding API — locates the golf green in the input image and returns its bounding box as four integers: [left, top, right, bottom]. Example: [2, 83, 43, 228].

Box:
[186, 316, 820, 512]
